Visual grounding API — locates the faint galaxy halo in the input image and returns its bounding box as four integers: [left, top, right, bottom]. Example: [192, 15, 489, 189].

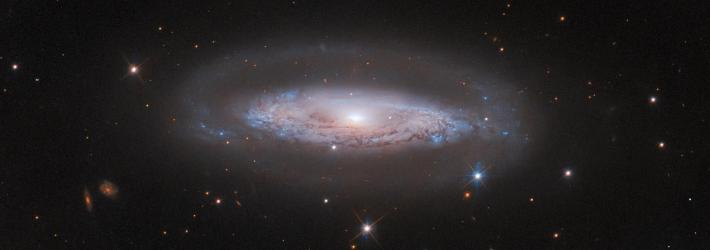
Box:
[176, 42, 531, 159]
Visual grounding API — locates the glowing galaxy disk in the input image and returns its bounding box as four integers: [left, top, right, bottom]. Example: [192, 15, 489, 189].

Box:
[246, 88, 475, 149]
[180, 44, 526, 157]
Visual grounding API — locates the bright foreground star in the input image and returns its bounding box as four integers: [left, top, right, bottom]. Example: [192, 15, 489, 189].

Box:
[351, 211, 385, 245]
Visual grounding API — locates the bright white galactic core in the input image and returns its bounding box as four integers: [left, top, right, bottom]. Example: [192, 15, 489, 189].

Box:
[179, 44, 532, 162]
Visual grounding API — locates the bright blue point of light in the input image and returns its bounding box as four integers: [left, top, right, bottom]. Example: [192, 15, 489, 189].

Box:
[219, 131, 225, 136]
[430, 134, 445, 144]
[473, 172, 482, 180]
[200, 123, 207, 128]
[501, 131, 510, 136]
[470, 161, 486, 185]
[483, 96, 489, 101]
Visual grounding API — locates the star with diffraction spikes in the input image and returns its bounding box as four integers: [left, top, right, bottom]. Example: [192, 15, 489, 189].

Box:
[351, 210, 386, 248]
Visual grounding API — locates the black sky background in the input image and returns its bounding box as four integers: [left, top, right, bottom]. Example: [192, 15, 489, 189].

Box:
[2, 0, 710, 249]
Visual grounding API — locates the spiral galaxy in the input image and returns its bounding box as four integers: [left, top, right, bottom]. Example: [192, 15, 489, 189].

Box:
[245, 88, 477, 149]
[179, 44, 527, 157]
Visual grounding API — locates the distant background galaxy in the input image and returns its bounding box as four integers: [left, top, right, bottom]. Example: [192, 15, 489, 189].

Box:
[3, 0, 709, 249]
